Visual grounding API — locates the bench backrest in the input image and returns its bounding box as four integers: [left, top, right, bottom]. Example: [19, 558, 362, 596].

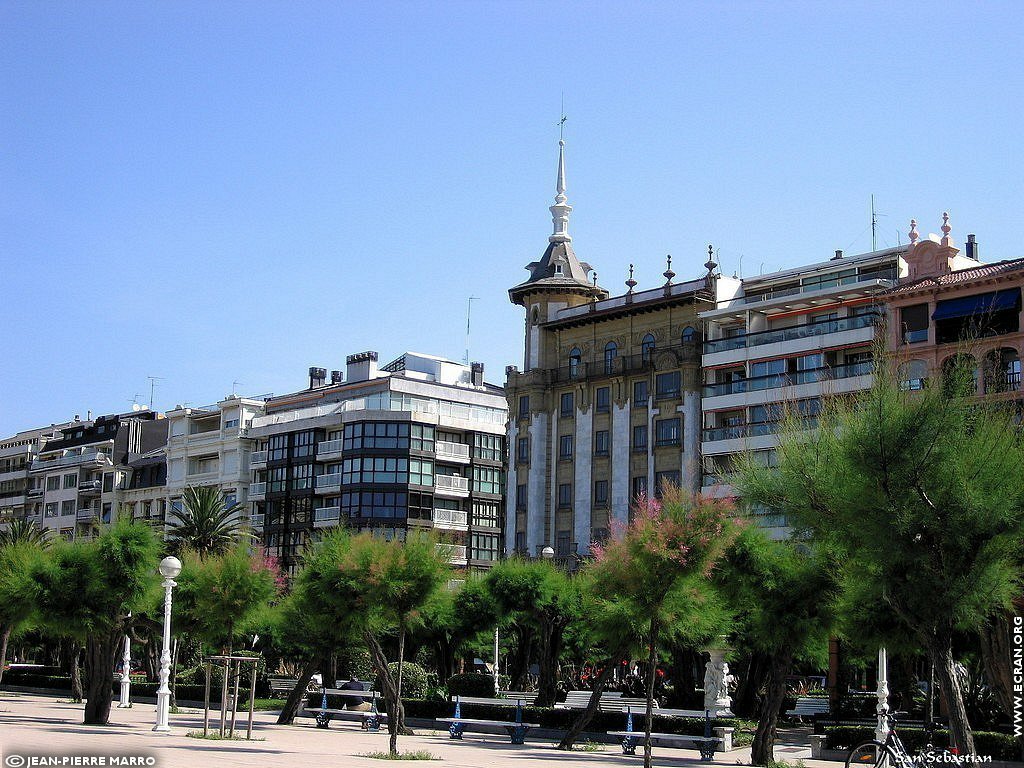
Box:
[322, 688, 382, 699]
[501, 691, 538, 704]
[793, 697, 830, 712]
[452, 695, 528, 708]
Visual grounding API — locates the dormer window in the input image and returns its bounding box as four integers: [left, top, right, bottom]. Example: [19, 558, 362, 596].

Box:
[554, 264, 564, 275]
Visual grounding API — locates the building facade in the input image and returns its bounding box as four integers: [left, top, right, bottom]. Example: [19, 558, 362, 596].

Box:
[504, 140, 713, 564]
[0, 424, 67, 531]
[248, 351, 507, 573]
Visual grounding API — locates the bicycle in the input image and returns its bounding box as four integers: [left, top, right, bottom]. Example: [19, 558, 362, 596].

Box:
[845, 711, 953, 768]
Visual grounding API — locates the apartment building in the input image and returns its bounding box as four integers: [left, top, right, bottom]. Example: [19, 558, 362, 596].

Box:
[0, 424, 67, 530]
[163, 395, 266, 526]
[248, 352, 507, 573]
[28, 410, 168, 540]
[884, 219, 1022, 397]
[504, 138, 715, 565]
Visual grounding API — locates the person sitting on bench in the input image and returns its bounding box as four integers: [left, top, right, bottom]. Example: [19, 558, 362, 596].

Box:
[341, 675, 371, 711]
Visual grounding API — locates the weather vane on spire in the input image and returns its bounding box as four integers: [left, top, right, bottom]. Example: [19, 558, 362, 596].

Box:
[559, 93, 566, 141]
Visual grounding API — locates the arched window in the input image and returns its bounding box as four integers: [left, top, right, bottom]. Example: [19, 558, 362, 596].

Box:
[982, 348, 1021, 394]
[641, 334, 656, 364]
[568, 347, 582, 379]
[941, 354, 978, 397]
[898, 359, 929, 391]
[681, 326, 697, 343]
[604, 341, 618, 374]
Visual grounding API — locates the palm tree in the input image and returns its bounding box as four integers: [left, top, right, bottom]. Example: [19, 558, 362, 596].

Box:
[0, 518, 51, 548]
[166, 485, 251, 558]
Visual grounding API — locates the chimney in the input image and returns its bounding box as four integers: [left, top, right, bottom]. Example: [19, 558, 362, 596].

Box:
[308, 367, 327, 389]
[832, 249, 844, 260]
[346, 351, 379, 383]
[471, 362, 484, 387]
[330, 370, 343, 385]
[966, 234, 978, 260]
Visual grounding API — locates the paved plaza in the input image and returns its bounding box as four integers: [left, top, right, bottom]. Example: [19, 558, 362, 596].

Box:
[0, 692, 830, 768]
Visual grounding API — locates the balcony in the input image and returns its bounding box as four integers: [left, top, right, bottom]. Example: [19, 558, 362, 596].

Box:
[703, 313, 880, 355]
[250, 451, 267, 468]
[0, 467, 29, 483]
[702, 417, 818, 443]
[703, 361, 874, 398]
[32, 450, 110, 471]
[316, 439, 344, 462]
[78, 479, 102, 494]
[27, 487, 43, 498]
[434, 475, 470, 497]
[249, 482, 266, 500]
[76, 508, 98, 522]
[432, 508, 468, 530]
[549, 342, 700, 384]
[436, 543, 468, 565]
[315, 473, 343, 494]
[435, 441, 470, 463]
[249, 513, 264, 528]
[313, 506, 341, 527]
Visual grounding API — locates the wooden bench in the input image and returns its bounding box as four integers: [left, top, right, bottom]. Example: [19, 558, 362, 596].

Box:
[559, 690, 624, 709]
[304, 688, 386, 731]
[785, 696, 830, 722]
[436, 695, 539, 745]
[501, 690, 538, 705]
[269, 678, 299, 696]
[607, 730, 723, 761]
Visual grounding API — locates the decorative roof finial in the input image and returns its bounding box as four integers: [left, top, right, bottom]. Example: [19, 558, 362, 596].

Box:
[625, 263, 637, 293]
[548, 134, 572, 244]
[663, 254, 675, 285]
[909, 219, 919, 245]
[705, 244, 717, 275]
[592, 271, 598, 287]
[940, 211, 952, 246]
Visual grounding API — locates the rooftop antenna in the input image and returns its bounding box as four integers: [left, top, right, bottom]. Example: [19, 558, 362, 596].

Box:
[232, 380, 243, 396]
[870, 195, 888, 251]
[146, 376, 164, 410]
[464, 296, 478, 364]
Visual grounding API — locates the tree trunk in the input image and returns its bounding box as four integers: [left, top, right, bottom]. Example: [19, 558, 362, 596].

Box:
[978, 612, 1015, 719]
[83, 631, 118, 724]
[506, 627, 534, 691]
[751, 650, 790, 765]
[365, 632, 411, 738]
[390, 629, 406, 755]
[733, 650, 770, 719]
[277, 657, 318, 725]
[0, 624, 11, 685]
[558, 655, 621, 750]
[928, 637, 977, 766]
[644, 619, 659, 768]
[169, 638, 180, 710]
[535, 615, 563, 707]
[70, 642, 84, 703]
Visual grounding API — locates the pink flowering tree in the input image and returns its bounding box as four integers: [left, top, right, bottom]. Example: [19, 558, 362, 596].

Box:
[589, 487, 739, 768]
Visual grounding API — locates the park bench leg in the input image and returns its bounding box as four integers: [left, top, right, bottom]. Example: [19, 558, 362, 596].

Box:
[362, 714, 381, 731]
[448, 722, 465, 740]
[508, 725, 528, 745]
[621, 736, 637, 755]
[315, 713, 331, 729]
[699, 743, 716, 761]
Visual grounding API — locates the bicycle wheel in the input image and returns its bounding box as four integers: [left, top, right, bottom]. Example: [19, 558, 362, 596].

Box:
[847, 741, 899, 768]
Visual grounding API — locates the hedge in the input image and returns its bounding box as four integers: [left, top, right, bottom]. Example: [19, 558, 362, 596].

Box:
[824, 727, 1021, 761]
[446, 673, 502, 697]
[0, 672, 226, 704]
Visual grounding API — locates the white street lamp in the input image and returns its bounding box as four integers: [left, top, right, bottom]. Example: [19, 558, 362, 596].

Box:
[540, 546, 554, 560]
[154, 556, 181, 732]
[875, 646, 890, 743]
[117, 629, 132, 708]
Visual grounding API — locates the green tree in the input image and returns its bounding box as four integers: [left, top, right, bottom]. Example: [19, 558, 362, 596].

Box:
[0, 519, 51, 548]
[719, 526, 838, 765]
[418, 577, 498, 684]
[483, 558, 579, 707]
[589, 489, 738, 768]
[0, 540, 48, 684]
[166, 485, 251, 557]
[737, 355, 1024, 761]
[30, 519, 162, 724]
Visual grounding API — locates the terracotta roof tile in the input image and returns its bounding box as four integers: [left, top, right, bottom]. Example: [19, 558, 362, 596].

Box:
[888, 258, 1024, 294]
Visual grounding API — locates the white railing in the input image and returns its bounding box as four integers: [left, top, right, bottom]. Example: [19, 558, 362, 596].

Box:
[249, 513, 264, 528]
[78, 479, 101, 492]
[432, 508, 468, 528]
[436, 543, 468, 562]
[250, 450, 267, 466]
[76, 508, 98, 521]
[317, 439, 344, 457]
[435, 441, 471, 461]
[250, 482, 267, 497]
[435, 475, 470, 493]
[314, 506, 341, 524]
[32, 450, 109, 471]
[315, 473, 343, 490]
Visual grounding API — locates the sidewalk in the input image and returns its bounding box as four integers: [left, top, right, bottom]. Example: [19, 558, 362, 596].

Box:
[0, 691, 834, 768]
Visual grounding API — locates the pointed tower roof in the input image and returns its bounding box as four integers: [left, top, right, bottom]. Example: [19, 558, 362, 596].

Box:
[509, 139, 608, 307]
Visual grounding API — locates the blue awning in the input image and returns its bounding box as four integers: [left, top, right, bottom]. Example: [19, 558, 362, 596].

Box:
[932, 289, 1021, 321]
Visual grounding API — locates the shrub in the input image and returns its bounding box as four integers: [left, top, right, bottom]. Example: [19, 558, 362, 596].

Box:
[823, 727, 1020, 761]
[381, 662, 429, 699]
[446, 673, 498, 697]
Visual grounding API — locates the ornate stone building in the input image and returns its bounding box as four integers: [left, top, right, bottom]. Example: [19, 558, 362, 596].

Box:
[504, 139, 714, 564]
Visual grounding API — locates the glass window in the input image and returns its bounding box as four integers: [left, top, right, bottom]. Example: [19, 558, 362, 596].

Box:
[596, 386, 610, 412]
[559, 434, 574, 459]
[901, 303, 929, 344]
[655, 371, 680, 399]
[681, 326, 697, 343]
[269, 434, 288, 461]
[410, 458, 433, 486]
[517, 437, 529, 463]
[556, 531, 573, 556]
[411, 424, 435, 452]
[341, 457, 410, 485]
[472, 466, 503, 495]
[633, 379, 648, 405]
[473, 433, 502, 461]
[568, 347, 582, 379]
[268, 466, 288, 492]
[595, 430, 609, 455]
[655, 417, 681, 446]
[516, 484, 528, 510]
[518, 395, 530, 419]
[641, 334, 656, 363]
[594, 480, 608, 505]
[63, 473, 77, 489]
[655, 470, 680, 497]
[560, 392, 574, 417]
[557, 483, 572, 508]
[471, 532, 500, 561]
[343, 422, 411, 451]
[633, 424, 648, 452]
[293, 430, 316, 458]
[61, 499, 75, 516]
[291, 463, 313, 490]
[45, 502, 58, 517]
[604, 342, 618, 374]
[46, 476, 60, 491]
[472, 500, 501, 528]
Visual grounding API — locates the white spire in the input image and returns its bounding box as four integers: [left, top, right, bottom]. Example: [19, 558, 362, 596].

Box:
[549, 139, 572, 243]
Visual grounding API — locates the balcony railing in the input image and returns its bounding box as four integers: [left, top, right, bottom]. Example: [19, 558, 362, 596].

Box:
[249, 482, 267, 498]
[432, 508, 468, 529]
[702, 361, 874, 397]
[27, 488, 43, 498]
[316, 439, 344, 459]
[436, 543, 468, 563]
[249, 513, 264, 528]
[250, 450, 268, 466]
[32, 450, 109, 471]
[76, 508, 98, 521]
[703, 313, 880, 354]
[78, 479, 101, 493]
[985, 371, 1022, 394]
[315, 473, 343, 492]
[702, 417, 819, 442]
[549, 342, 700, 383]
[313, 506, 341, 526]
[435, 441, 471, 462]
[434, 475, 470, 494]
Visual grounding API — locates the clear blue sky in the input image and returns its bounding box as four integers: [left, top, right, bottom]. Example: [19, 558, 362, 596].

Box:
[2, 1, 1022, 436]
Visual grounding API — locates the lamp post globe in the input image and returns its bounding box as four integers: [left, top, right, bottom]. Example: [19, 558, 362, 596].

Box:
[153, 556, 181, 732]
[540, 546, 555, 560]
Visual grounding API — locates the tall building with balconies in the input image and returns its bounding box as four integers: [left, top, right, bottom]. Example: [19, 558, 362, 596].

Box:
[248, 352, 507, 573]
[163, 395, 267, 526]
[699, 244, 907, 536]
[504, 139, 715, 566]
[0, 423, 68, 531]
[29, 410, 168, 540]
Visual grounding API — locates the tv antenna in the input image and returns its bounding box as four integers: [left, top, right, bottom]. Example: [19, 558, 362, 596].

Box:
[464, 296, 479, 364]
[232, 380, 243, 396]
[146, 376, 164, 410]
[870, 195, 888, 251]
